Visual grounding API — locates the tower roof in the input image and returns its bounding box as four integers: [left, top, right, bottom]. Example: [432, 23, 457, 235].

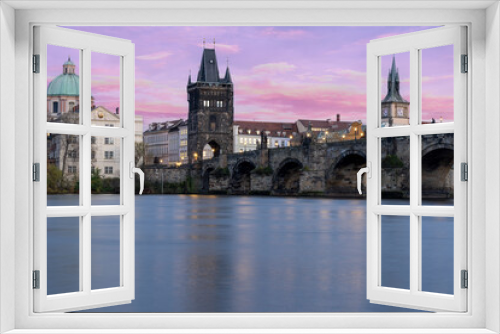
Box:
[223, 66, 232, 84]
[382, 55, 408, 103]
[196, 48, 221, 83]
[48, 57, 79, 96]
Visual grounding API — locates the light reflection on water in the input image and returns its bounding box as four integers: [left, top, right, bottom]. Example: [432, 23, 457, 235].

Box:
[46, 194, 453, 313]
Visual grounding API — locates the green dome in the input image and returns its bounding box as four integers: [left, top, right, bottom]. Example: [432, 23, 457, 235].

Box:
[47, 73, 79, 96]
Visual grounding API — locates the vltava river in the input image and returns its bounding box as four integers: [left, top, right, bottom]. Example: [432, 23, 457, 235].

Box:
[47, 194, 453, 312]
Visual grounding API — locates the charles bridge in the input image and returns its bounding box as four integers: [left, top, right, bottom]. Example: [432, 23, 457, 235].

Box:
[144, 133, 454, 199]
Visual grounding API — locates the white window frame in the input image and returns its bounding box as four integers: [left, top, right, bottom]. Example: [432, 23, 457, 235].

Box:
[366, 26, 467, 312]
[32, 25, 136, 313]
[2, 2, 498, 334]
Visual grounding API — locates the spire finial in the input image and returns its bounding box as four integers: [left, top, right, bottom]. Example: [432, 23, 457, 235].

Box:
[203, 38, 205, 49]
[227, 57, 229, 67]
[213, 38, 216, 49]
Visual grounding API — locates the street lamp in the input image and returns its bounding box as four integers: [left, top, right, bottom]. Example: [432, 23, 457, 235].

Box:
[342, 134, 345, 141]
[354, 127, 358, 142]
[193, 152, 198, 162]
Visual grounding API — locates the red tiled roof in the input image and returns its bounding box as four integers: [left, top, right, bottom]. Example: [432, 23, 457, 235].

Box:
[234, 120, 298, 137]
[298, 119, 352, 132]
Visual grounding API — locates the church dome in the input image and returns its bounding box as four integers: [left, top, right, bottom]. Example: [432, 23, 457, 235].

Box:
[47, 57, 79, 96]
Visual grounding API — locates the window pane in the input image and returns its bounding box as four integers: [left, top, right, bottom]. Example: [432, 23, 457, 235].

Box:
[47, 45, 80, 124]
[47, 133, 80, 206]
[421, 134, 454, 206]
[91, 216, 120, 290]
[381, 215, 410, 290]
[380, 52, 410, 128]
[421, 216, 454, 295]
[47, 217, 80, 295]
[421, 45, 454, 124]
[381, 136, 410, 205]
[91, 52, 121, 127]
[91, 136, 121, 205]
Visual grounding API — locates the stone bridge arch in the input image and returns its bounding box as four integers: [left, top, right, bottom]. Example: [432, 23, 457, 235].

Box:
[326, 149, 366, 195]
[203, 139, 221, 159]
[421, 142, 454, 199]
[272, 158, 304, 195]
[202, 163, 216, 193]
[230, 159, 257, 194]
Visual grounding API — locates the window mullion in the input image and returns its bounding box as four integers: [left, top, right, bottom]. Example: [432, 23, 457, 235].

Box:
[81, 48, 92, 294]
[409, 47, 420, 294]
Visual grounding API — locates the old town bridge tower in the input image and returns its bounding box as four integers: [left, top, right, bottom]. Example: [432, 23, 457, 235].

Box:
[187, 46, 234, 163]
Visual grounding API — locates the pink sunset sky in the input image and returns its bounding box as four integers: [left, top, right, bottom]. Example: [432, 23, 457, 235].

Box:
[48, 26, 454, 127]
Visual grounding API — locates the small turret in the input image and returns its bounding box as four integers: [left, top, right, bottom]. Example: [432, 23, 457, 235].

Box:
[223, 66, 232, 84]
[63, 56, 76, 75]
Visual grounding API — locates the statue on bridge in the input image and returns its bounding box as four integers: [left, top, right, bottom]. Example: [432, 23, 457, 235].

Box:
[260, 130, 268, 150]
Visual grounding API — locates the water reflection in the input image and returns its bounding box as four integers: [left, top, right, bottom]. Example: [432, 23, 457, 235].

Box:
[46, 194, 453, 312]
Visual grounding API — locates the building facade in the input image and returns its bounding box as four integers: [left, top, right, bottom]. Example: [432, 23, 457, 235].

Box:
[167, 120, 188, 165]
[187, 47, 234, 163]
[232, 121, 298, 153]
[143, 121, 171, 165]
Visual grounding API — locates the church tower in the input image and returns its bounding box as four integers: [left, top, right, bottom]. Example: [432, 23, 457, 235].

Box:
[187, 46, 234, 163]
[381, 56, 410, 127]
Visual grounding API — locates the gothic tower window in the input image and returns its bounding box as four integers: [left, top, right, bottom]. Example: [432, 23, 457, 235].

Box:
[209, 115, 217, 132]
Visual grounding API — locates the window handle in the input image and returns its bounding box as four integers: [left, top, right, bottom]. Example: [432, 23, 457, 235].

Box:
[357, 162, 371, 195]
[129, 162, 144, 195]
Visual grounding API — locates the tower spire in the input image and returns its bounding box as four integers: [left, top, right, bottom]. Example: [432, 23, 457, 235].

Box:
[381, 55, 407, 103]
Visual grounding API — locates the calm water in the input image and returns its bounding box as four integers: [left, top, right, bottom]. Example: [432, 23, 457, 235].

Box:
[47, 194, 454, 313]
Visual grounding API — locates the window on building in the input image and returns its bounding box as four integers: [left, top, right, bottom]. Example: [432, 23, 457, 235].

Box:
[67, 165, 77, 174]
[104, 166, 113, 174]
[104, 137, 114, 145]
[52, 101, 59, 113]
[239, 138, 243, 144]
[91, 151, 96, 159]
[104, 151, 114, 159]
[209, 115, 216, 132]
